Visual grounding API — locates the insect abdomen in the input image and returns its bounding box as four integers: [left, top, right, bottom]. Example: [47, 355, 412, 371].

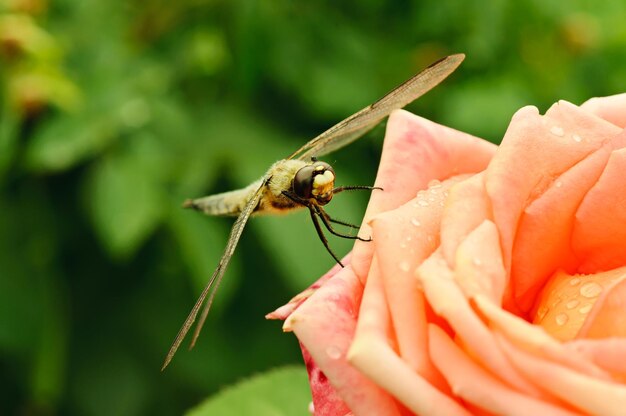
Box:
[184, 181, 262, 216]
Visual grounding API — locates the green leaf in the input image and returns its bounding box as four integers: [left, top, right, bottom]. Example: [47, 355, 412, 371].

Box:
[25, 114, 118, 173]
[186, 366, 311, 416]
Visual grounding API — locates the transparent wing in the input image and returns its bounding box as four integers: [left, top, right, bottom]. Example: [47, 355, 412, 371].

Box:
[162, 182, 265, 370]
[288, 54, 465, 161]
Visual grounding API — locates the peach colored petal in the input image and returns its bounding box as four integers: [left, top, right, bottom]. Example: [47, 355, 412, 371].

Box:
[565, 338, 626, 380]
[581, 93, 626, 128]
[285, 266, 401, 415]
[485, 101, 622, 278]
[474, 295, 611, 381]
[453, 220, 506, 303]
[531, 267, 626, 342]
[429, 325, 578, 416]
[440, 173, 492, 267]
[370, 175, 464, 389]
[578, 274, 626, 339]
[348, 260, 469, 416]
[511, 133, 626, 313]
[574, 147, 626, 272]
[497, 332, 626, 415]
[416, 250, 545, 397]
[351, 109, 496, 282]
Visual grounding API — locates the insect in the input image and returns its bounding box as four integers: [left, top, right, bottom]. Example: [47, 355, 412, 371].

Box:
[162, 53, 465, 369]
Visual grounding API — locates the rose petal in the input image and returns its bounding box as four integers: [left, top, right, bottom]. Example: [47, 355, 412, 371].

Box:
[565, 338, 626, 380]
[285, 265, 400, 415]
[351, 109, 496, 282]
[429, 325, 578, 416]
[486, 101, 622, 280]
[574, 147, 626, 272]
[532, 267, 626, 341]
[577, 274, 626, 339]
[454, 219, 506, 303]
[440, 173, 492, 267]
[512, 133, 626, 313]
[581, 93, 626, 128]
[417, 250, 545, 397]
[474, 295, 611, 381]
[349, 260, 469, 416]
[497, 332, 626, 415]
[370, 175, 464, 388]
[300, 344, 351, 416]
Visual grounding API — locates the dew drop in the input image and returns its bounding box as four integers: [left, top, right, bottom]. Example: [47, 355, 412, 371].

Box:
[418, 200, 429, 207]
[399, 261, 411, 272]
[427, 235, 433, 243]
[555, 313, 569, 326]
[551, 126, 565, 136]
[411, 218, 421, 227]
[566, 299, 580, 309]
[580, 282, 602, 298]
[573, 134, 582, 143]
[569, 277, 581, 286]
[536, 306, 548, 321]
[472, 257, 482, 266]
[579, 304, 592, 314]
[555, 181, 563, 188]
[326, 346, 342, 360]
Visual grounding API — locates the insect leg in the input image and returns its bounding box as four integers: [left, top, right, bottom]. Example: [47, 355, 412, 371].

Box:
[314, 205, 371, 242]
[309, 208, 344, 267]
[332, 185, 383, 194]
[326, 216, 360, 229]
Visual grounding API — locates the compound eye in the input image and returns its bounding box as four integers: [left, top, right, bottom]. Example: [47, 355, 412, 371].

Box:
[293, 165, 316, 199]
[293, 162, 336, 200]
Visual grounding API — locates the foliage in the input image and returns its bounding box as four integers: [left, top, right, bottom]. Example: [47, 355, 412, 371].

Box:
[186, 366, 310, 416]
[1, 0, 625, 414]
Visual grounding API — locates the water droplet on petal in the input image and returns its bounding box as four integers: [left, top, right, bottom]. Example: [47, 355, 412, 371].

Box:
[579, 304, 592, 314]
[536, 306, 548, 321]
[569, 277, 581, 286]
[551, 126, 565, 136]
[573, 134, 582, 142]
[399, 261, 411, 272]
[555, 181, 563, 188]
[473, 258, 482, 266]
[580, 282, 602, 298]
[555, 313, 569, 326]
[418, 200, 429, 207]
[326, 346, 342, 360]
[411, 218, 421, 227]
[566, 299, 580, 309]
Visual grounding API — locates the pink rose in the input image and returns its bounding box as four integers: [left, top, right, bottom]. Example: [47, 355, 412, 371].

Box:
[268, 93, 626, 415]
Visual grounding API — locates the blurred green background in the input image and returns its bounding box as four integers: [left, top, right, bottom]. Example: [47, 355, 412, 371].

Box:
[1, 0, 625, 414]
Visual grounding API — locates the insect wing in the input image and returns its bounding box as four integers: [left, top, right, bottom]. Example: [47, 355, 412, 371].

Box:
[288, 54, 465, 161]
[162, 182, 265, 370]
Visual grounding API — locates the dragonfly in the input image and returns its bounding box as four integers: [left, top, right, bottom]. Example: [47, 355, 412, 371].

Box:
[162, 53, 465, 369]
